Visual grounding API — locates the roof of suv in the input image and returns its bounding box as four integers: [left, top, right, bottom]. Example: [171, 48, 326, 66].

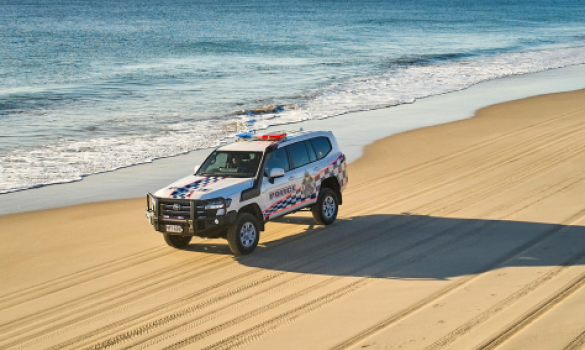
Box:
[218, 130, 333, 152]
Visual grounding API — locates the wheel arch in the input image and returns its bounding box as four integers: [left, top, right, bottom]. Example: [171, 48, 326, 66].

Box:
[320, 176, 342, 205]
[238, 203, 265, 231]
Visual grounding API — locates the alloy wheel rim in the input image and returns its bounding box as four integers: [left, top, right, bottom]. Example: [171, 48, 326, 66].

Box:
[240, 222, 257, 248]
[323, 195, 336, 219]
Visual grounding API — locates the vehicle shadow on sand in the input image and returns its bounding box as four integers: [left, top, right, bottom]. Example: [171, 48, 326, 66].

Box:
[191, 213, 585, 280]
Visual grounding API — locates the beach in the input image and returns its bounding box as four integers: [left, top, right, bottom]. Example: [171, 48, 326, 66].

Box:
[3, 1, 585, 348]
[3, 64, 585, 215]
[2, 86, 585, 349]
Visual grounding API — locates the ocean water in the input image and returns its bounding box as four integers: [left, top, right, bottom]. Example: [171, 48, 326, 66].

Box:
[1, 0, 585, 194]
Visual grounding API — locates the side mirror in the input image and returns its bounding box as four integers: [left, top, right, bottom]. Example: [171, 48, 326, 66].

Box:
[268, 168, 285, 183]
[269, 168, 285, 179]
[194, 165, 200, 174]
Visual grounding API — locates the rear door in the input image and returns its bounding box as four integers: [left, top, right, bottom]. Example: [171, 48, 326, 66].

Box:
[284, 140, 319, 210]
[308, 136, 335, 190]
[294, 140, 321, 202]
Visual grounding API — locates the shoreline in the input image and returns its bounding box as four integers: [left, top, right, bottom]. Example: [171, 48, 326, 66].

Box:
[1, 64, 585, 215]
[2, 85, 585, 349]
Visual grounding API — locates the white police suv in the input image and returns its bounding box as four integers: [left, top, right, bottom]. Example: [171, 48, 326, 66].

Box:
[146, 130, 348, 255]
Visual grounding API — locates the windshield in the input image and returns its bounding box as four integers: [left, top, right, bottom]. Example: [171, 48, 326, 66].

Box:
[197, 151, 263, 178]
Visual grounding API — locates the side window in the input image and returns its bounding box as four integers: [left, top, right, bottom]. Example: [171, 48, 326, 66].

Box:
[310, 137, 332, 160]
[264, 147, 289, 176]
[305, 140, 317, 163]
[287, 141, 310, 169]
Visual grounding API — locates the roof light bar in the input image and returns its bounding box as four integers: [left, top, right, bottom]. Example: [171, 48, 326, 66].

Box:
[256, 132, 287, 141]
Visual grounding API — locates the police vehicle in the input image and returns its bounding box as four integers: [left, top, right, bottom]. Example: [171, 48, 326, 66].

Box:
[145, 130, 348, 255]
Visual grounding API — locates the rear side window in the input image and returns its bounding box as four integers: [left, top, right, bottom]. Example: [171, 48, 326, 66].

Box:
[305, 141, 317, 163]
[310, 137, 332, 160]
[264, 147, 290, 176]
[287, 141, 311, 169]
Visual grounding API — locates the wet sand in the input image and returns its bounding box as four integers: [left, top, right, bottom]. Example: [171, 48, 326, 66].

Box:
[2, 89, 585, 350]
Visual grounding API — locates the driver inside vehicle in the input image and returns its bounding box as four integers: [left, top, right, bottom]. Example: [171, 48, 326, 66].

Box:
[227, 154, 241, 169]
[227, 153, 259, 173]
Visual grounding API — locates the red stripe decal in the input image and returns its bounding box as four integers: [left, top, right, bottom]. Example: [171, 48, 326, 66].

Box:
[314, 153, 343, 179]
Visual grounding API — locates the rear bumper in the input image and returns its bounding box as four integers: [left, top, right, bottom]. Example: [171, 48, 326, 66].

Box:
[146, 194, 237, 236]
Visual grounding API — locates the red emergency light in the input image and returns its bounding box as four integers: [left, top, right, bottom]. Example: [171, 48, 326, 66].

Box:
[256, 132, 287, 141]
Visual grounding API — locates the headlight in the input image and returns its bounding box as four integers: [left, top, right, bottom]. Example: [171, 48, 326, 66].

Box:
[205, 198, 226, 210]
[204, 198, 232, 211]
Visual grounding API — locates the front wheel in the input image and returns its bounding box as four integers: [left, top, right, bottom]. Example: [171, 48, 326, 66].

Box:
[227, 213, 260, 256]
[312, 188, 339, 225]
[163, 234, 192, 248]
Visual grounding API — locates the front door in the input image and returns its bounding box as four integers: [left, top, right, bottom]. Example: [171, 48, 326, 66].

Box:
[260, 147, 297, 220]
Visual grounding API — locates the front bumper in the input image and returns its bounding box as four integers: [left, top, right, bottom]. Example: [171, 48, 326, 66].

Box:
[146, 194, 236, 236]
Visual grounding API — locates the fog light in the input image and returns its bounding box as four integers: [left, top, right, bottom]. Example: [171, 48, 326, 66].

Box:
[214, 219, 219, 224]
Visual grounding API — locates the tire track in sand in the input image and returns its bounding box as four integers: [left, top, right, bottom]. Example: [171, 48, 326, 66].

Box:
[564, 331, 585, 350]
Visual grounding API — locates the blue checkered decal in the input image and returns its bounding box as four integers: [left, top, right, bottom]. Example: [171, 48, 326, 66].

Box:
[263, 153, 348, 218]
[315, 153, 348, 194]
[169, 176, 226, 199]
[263, 191, 318, 218]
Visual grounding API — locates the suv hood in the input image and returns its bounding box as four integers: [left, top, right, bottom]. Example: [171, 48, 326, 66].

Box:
[154, 175, 254, 200]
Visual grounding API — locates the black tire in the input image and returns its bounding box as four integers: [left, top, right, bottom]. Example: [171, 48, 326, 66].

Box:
[227, 213, 260, 256]
[312, 188, 339, 225]
[163, 234, 192, 248]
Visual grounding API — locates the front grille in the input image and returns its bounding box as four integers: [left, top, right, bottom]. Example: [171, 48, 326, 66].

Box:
[152, 197, 225, 235]
[157, 200, 214, 222]
[157, 199, 193, 222]
[162, 203, 191, 220]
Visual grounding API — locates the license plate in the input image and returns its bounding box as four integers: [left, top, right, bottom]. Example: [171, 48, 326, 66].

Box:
[166, 225, 183, 233]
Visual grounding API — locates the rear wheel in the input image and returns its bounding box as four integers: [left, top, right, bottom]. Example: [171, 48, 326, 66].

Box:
[312, 188, 338, 225]
[163, 234, 192, 248]
[227, 213, 260, 256]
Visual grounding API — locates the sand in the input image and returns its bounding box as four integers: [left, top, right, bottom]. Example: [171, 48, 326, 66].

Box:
[2, 89, 585, 350]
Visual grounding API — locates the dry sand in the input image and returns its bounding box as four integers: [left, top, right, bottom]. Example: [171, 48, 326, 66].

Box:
[2, 89, 585, 350]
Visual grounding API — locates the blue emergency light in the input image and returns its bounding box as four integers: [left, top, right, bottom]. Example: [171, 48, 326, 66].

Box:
[235, 132, 254, 140]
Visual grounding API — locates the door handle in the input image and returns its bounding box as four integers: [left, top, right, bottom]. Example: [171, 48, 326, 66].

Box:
[313, 167, 320, 172]
[289, 176, 296, 180]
